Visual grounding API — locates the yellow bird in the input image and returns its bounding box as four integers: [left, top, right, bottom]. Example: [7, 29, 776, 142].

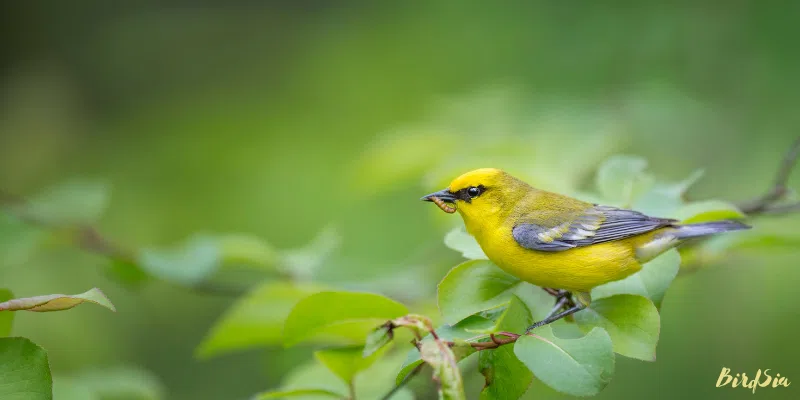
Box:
[422, 168, 749, 331]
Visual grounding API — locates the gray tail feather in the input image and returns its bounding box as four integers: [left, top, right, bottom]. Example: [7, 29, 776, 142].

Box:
[674, 220, 751, 239]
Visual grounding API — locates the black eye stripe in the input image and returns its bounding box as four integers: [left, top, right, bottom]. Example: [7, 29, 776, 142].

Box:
[455, 185, 486, 202]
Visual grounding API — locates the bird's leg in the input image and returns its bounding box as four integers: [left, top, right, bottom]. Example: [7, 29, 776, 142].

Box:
[524, 291, 591, 334]
[542, 287, 569, 299]
[525, 303, 586, 333]
[542, 288, 575, 311]
[547, 296, 571, 317]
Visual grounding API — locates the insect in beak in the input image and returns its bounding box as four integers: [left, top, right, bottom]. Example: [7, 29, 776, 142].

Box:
[421, 189, 457, 213]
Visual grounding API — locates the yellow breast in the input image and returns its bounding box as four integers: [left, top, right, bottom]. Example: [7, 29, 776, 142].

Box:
[473, 225, 643, 292]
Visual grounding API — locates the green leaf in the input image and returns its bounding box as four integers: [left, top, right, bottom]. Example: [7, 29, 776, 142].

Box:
[196, 282, 325, 358]
[595, 155, 655, 207]
[0, 337, 52, 400]
[0, 288, 116, 313]
[354, 350, 415, 400]
[394, 315, 482, 385]
[443, 225, 487, 260]
[493, 295, 533, 333]
[632, 170, 704, 217]
[272, 360, 348, 400]
[513, 282, 564, 321]
[419, 340, 466, 400]
[479, 347, 531, 400]
[315, 345, 385, 384]
[23, 179, 109, 225]
[283, 291, 408, 347]
[574, 295, 660, 361]
[363, 325, 392, 358]
[253, 389, 343, 399]
[514, 326, 614, 397]
[138, 235, 220, 286]
[479, 296, 533, 400]
[675, 200, 745, 223]
[438, 260, 521, 325]
[395, 356, 424, 386]
[592, 249, 680, 308]
[274, 350, 413, 400]
[0, 289, 14, 336]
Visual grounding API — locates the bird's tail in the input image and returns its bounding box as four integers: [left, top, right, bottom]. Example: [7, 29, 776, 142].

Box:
[674, 220, 751, 239]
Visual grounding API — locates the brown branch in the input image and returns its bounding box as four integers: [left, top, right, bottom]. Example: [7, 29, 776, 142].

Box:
[738, 137, 800, 215]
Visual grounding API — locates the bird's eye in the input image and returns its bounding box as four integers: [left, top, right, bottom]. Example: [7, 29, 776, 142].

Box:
[467, 186, 482, 198]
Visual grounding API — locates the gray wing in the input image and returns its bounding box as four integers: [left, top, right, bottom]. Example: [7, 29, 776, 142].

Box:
[512, 205, 677, 252]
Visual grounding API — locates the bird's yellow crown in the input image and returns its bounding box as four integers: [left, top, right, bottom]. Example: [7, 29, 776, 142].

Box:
[448, 168, 508, 192]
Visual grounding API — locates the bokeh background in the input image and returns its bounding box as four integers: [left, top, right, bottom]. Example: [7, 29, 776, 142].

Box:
[1, 1, 799, 399]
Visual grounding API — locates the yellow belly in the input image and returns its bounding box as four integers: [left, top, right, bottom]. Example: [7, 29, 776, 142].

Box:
[477, 227, 643, 292]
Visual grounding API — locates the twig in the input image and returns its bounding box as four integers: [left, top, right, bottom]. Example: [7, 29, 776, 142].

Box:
[462, 331, 521, 351]
[738, 137, 800, 215]
[380, 362, 424, 400]
[348, 380, 357, 400]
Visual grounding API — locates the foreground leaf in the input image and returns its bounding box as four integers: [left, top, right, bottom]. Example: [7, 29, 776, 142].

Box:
[515, 326, 614, 397]
[592, 249, 680, 308]
[354, 350, 415, 400]
[438, 260, 521, 325]
[479, 296, 533, 400]
[394, 317, 482, 385]
[269, 360, 348, 400]
[196, 282, 325, 358]
[269, 350, 413, 400]
[574, 295, 660, 361]
[315, 345, 385, 385]
[283, 291, 408, 347]
[396, 356, 425, 386]
[0, 337, 52, 400]
[0, 289, 14, 336]
[363, 325, 392, 358]
[0, 288, 115, 313]
[444, 226, 488, 260]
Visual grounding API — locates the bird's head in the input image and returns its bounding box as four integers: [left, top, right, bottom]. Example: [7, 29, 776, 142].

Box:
[421, 168, 529, 222]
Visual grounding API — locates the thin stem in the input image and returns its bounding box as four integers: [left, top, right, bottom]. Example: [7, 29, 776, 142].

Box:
[380, 362, 423, 400]
[738, 137, 800, 214]
[348, 379, 357, 400]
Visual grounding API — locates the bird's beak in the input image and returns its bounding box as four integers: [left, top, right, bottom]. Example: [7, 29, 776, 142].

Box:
[421, 188, 456, 203]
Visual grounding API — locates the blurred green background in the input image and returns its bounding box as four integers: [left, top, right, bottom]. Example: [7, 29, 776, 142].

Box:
[1, 1, 799, 399]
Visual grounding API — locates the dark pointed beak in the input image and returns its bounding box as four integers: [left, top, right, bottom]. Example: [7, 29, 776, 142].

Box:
[421, 188, 457, 203]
